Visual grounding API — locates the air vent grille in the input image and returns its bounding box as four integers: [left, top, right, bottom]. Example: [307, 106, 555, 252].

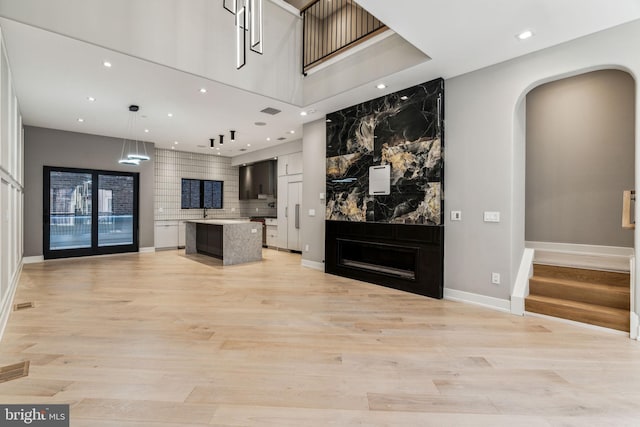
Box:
[277, 137, 287, 141]
[260, 107, 281, 115]
[0, 361, 30, 384]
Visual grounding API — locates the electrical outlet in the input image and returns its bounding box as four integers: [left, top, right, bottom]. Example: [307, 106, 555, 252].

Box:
[450, 210, 462, 221]
[231, 207, 236, 212]
[305, 244, 310, 252]
[309, 209, 316, 216]
[251, 229, 257, 234]
[256, 207, 259, 212]
[491, 272, 501, 284]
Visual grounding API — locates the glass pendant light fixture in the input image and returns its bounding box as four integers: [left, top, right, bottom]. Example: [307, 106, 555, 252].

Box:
[118, 104, 150, 165]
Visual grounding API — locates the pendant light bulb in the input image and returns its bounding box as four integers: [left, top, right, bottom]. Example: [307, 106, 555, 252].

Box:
[230, 130, 236, 142]
[210, 138, 215, 148]
[219, 134, 224, 145]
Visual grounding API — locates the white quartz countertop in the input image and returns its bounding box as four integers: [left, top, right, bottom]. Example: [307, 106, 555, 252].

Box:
[185, 219, 252, 225]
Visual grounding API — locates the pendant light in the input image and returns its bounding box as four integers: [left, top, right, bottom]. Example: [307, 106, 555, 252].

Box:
[118, 105, 150, 165]
[230, 130, 236, 142]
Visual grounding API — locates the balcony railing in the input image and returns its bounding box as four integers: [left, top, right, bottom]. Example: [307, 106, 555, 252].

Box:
[302, 0, 386, 74]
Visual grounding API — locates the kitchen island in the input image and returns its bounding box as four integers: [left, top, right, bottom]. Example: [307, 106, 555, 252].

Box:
[184, 219, 262, 265]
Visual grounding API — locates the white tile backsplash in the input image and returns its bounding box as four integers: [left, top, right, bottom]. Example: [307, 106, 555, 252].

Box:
[155, 149, 242, 220]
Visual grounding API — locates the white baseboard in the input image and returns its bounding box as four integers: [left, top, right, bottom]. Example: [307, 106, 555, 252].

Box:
[511, 248, 535, 316]
[631, 312, 639, 340]
[23, 255, 44, 264]
[139, 247, 156, 253]
[0, 261, 22, 342]
[444, 288, 511, 313]
[301, 259, 324, 271]
[526, 241, 633, 272]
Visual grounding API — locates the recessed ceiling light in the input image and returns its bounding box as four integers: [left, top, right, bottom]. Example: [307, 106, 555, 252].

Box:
[376, 83, 386, 89]
[289, 130, 295, 134]
[167, 113, 173, 118]
[174, 141, 179, 145]
[300, 111, 307, 116]
[87, 96, 96, 102]
[171, 146, 175, 150]
[326, 118, 332, 123]
[103, 61, 112, 68]
[217, 152, 221, 155]
[400, 95, 409, 101]
[517, 30, 534, 40]
[243, 163, 247, 166]
[199, 88, 207, 94]
[144, 129, 150, 133]
[247, 144, 251, 147]
[273, 157, 278, 160]
[216, 147, 220, 150]
[266, 137, 271, 141]
[77, 118, 84, 123]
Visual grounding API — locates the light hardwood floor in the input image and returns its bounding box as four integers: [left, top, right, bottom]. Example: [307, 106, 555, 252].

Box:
[1, 249, 640, 426]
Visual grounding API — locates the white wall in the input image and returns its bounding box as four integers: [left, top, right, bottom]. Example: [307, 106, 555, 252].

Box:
[0, 26, 24, 340]
[444, 19, 640, 313]
[0, 0, 304, 105]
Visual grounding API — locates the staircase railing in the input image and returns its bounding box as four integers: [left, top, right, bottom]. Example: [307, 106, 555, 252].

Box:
[301, 0, 386, 74]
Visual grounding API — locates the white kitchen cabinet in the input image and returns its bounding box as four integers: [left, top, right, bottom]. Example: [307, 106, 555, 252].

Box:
[178, 221, 186, 248]
[277, 151, 303, 176]
[155, 221, 179, 249]
[265, 218, 278, 247]
[277, 175, 303, 251]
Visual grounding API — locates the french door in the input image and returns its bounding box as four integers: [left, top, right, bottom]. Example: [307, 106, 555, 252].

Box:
[43, 166, 139, 259]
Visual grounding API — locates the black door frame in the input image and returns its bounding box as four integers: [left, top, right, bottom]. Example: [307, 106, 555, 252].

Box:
[43, 166, 139, 260]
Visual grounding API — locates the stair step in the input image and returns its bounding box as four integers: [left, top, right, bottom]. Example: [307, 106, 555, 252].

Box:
[529, 276, 630, 310]
[533, 263, 630, 287]
[525, 295, 630, 332]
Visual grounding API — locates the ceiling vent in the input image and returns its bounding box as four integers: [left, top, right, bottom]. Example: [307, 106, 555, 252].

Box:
[239, 148, 247, 152]
[277, 137, 287, 141]
[260, 107, 281, 115]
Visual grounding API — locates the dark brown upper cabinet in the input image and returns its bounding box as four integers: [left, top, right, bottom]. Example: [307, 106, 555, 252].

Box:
[239, 160, 277, 200]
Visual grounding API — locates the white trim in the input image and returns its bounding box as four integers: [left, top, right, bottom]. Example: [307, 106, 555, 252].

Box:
[301, 259, 324, 271]
[631, 312, 639, 340]
[511, 248, 535, 316]
[444, 288, 511, 313]
[139, 247, 156, 253]
[304, 29, 395, 76]
[23, 255, 44, 264]
[0, 262, 22, 342]
[527, 241, 633, 272]
[525, 311, 628, 336]
[269, 0, 301, 17]
[526, 241, 634, 256]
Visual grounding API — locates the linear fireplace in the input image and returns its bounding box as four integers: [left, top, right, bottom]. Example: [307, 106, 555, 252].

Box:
[326, 221, 444, 299]
[338, 239, 418, 280]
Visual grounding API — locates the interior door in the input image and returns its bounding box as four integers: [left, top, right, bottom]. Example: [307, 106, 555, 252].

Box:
[44, 166, 139, 259]
[287, 181, 302, 251]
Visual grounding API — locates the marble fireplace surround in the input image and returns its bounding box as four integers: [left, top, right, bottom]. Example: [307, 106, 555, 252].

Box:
[324, 78, 445, 299]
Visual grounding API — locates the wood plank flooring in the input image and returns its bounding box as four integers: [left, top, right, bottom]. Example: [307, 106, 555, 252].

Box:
[1, 249, 640, 426]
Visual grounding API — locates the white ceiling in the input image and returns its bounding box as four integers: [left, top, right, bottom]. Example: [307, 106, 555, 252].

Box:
[2, 0, 640, 158]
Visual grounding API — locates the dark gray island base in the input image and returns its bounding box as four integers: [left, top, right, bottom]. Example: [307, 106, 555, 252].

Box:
[185, 219, 262, 265]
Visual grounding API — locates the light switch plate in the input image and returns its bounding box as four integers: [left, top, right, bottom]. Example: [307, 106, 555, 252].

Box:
[309, 209, 316, 216]
[251, 229, 257, 234]
[450, 210, 461, 221]
[484, 211, 500, 222]
[319, 193, 325, 200]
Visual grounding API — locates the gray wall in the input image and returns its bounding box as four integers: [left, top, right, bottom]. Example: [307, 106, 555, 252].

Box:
[525, 70, 635, 247]
[24, 126, 155, 256]
[301, 118, 326, 265]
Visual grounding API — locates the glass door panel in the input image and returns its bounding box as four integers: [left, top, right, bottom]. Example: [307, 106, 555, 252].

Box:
[44, 166, 138, 260]
[98, 174, 134, 247]
[48, 171, 92, 250]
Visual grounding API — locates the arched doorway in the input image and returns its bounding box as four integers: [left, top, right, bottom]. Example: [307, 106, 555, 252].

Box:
[523, 69, 635, 332]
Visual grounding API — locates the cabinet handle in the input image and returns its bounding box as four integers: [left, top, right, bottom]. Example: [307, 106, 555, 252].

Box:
[295, 204, 300, 229]
[285, 206, 288, 218]
[286, 164, 288, 175]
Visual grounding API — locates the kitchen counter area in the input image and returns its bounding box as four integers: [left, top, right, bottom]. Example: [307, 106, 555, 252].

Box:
[184, 219, 262, 265]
